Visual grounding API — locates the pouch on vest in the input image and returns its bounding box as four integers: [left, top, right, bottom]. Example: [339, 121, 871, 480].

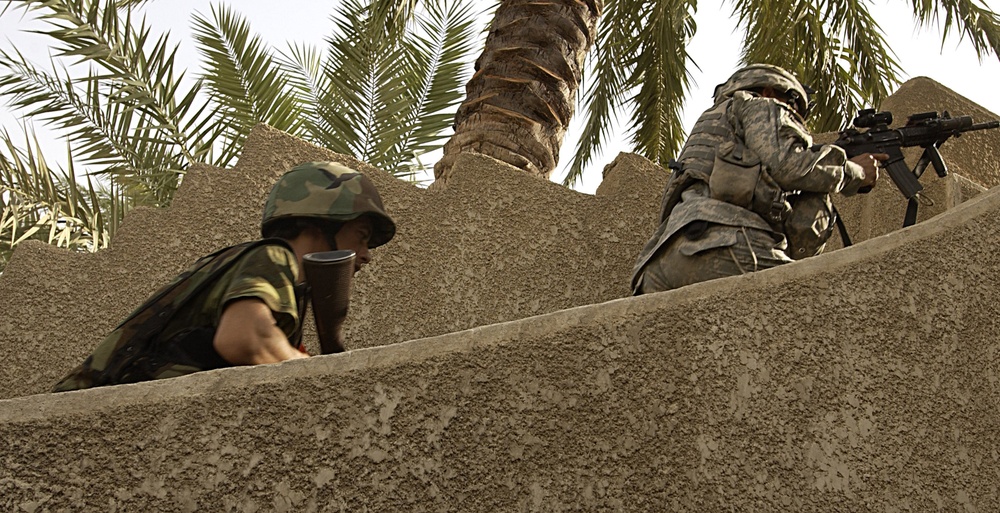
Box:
[709, 140, 760, 208]
[783, 192, 835, 259]
[709, 140, 790, 225]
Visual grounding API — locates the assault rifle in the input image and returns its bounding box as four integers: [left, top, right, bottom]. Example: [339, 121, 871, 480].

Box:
[829, 109, 999, 227]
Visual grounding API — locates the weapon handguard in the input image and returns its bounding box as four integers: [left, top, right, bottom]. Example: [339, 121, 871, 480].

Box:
[302, 250, 355, 354]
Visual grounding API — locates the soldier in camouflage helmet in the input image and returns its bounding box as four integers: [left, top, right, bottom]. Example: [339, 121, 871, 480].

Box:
[631, 64, 885, 294]
[53, 161, 396, 392]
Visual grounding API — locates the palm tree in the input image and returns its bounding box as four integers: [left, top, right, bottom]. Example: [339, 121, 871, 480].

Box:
[433, 0, 602, 182]
[0, 0, 479, 270]
[435, 0, 1000, 187]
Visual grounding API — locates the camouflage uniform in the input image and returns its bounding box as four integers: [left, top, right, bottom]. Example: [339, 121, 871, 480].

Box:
[631, 64, 867, 294]
[53, 162, 396, 392]
[53, 241, 305, 391]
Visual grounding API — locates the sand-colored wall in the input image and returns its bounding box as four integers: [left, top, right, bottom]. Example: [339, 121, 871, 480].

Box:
[3, 78, 997, 400]
[1, 78, 1000, 510]
[4, 166, 1000, 511]
[0, 126, 670, 399]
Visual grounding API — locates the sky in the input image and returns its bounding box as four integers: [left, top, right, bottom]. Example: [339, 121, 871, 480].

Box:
[2, 0, 999, 194]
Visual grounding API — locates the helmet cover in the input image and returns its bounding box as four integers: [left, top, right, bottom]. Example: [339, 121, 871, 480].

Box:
[713, 63, 810, 117]
[261, 161, 396, 248]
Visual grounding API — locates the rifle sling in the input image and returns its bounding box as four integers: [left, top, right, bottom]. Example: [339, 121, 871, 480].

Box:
[835, 196, 919, 250]
[833, 205, 853, 248]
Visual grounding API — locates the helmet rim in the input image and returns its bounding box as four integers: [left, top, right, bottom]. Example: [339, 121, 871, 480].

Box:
[261, 161, 397, 248]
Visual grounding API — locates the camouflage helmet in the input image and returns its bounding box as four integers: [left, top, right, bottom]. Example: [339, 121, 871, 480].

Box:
[713, 63, 810, 118]
[262, 161, 396, 248]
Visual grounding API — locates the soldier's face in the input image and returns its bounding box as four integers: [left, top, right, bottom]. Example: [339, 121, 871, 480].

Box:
[333, 217, 373, 273]
[760, 86, 801, 117]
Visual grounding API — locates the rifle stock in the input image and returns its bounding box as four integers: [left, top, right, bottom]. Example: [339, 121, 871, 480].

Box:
[302, 250, 355, 354]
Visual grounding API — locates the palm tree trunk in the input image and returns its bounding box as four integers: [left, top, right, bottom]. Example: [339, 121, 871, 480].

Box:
[433, 0, 603, 183]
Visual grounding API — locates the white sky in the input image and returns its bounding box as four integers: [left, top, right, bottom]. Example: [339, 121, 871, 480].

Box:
[2, 0, 999, 194]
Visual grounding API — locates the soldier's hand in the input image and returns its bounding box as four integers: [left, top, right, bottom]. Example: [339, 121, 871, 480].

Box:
[850, 152, 888, 192]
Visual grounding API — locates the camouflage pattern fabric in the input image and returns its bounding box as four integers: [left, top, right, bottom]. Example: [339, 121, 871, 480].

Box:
[262, 162, 396, 248]
[631, 90, 866, 294]
[713, 64, 811, 118]
[636, 223, 791, 293]
[53, 240, 307, 392]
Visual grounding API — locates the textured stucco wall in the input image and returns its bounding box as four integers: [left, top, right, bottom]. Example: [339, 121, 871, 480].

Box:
[1, 78, 1000, 511]
[2, 78, 996, 400]
[3, 178, 1000, 511]
[0, 126, 667, 399]
[3, 78, 996, 401]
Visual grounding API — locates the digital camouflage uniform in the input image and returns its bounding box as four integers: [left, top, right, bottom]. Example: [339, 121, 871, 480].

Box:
[631, 64, 867, 294]
[54, 161, 396, 392]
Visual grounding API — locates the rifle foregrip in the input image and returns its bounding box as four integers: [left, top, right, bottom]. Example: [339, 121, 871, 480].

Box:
[303, 250, 356, 354]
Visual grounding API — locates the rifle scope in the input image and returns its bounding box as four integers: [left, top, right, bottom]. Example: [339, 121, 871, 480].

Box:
[853, 109, 893, 128]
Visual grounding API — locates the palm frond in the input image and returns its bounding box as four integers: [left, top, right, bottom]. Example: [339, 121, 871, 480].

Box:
[315, 0, 417, 171]
[909, 0, 1000, 58]
[352, 50, 412, 165]
[391, 0, 479, 178]
[563, 0, 633, 186]
[309, 1, 380, 159]
[0, 128, 119, 270]
[0, 48, 181, 206]
[19, 0, 213, 168]
[624, 0, 695, 168]
[192, 4, 307, 167]
[289, 39, 356, 156]
[369, 0, 420, 38]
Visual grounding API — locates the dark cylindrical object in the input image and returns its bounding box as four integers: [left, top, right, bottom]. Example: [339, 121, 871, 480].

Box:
[302, 250, 355, 354]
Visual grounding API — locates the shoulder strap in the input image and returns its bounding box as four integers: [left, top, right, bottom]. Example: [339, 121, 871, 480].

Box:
[832, 205, 852, 247]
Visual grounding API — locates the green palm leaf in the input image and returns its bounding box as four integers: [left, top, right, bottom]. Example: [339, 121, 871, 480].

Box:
[312, 0, 477, 177]
[911, 0, 1000, 56]
[22, 0, 206, 161]
[392, 0, 479, 178]
[564, 0, 631, 186]
[0, 128, 119, 268]
[624, 0, 695, 168]
[192, 3, 307, 167]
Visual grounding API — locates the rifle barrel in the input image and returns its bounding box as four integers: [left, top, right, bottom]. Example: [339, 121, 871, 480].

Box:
[969, 120, 1000, 131]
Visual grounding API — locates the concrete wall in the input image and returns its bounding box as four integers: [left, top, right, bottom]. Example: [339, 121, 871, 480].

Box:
[4, 78, 997, 401]
[2, 78, 1000, 511]
[4, 169, 1000, 512]
[0, 126, 667, 399]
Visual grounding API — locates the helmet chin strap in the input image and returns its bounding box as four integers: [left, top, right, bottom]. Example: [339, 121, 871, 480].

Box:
[323, 231, 339, 251]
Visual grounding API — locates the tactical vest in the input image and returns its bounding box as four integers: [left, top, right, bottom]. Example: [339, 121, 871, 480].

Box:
[53, 239, 305, 392]
[665, 96, 834, 256]
[676, 101, 731, 184]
